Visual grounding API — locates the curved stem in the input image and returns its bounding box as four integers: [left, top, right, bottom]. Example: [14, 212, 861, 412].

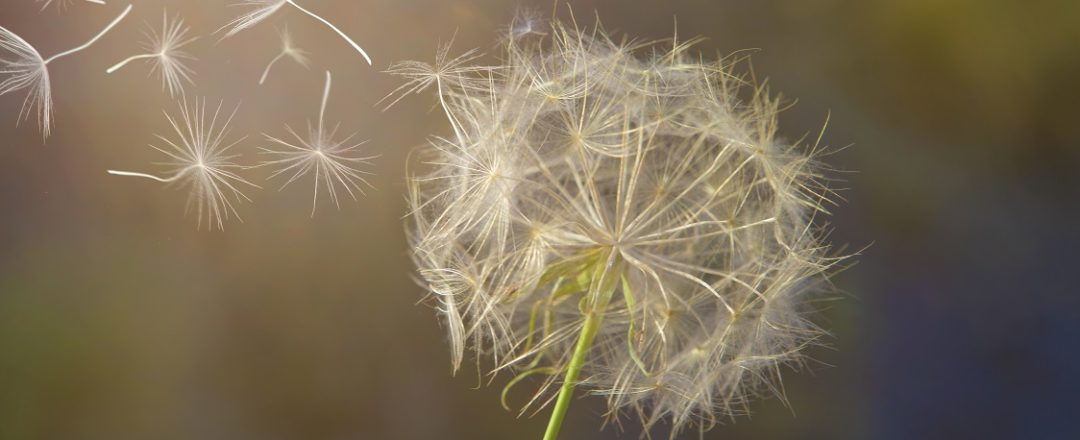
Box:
[107, 169, 186, 183]
[106, 53, 155, 74]
[435, 78, 465, 146]
[318, 70, 331, 136]
[258, 52, 286, 85]
[286, 0, 372, 65]
[542, 311, 602, 440]
[45, 4, 132, 65]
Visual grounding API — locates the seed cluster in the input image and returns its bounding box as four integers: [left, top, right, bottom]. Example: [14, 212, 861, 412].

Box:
[401, 19, 839, 434]
[0, 1, 375, 228]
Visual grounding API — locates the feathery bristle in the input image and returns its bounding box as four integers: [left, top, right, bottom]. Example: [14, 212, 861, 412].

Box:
[2, 4, 130, 140]
[108, 98, 258, 230]
[260, 71, 376, 215]
[107, 11, 197, 98]
[0, 26, 50, 138]
[158, 99, 257, 230]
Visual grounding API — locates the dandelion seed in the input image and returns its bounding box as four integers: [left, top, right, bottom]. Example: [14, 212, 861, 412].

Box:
[107, 98, 259, 230]
[258, 26, 310, 85]
[0, 4, 130, 139]
[395, 17, 847, 438]
[261, 70, 375, 216]
[220, 0, 372, 65]
[381, 40, 490, 144]
[106, 10, 197, 98]
[501, 7, 547, 42]
[36, 0, 105, 13]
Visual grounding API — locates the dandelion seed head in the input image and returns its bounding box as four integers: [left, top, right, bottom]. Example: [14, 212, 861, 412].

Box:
[151, 98, 257, 230]
[260, 124, 375, 215]
[0, 26, 51, 138]
[258, 26, 310, 85]
[398, 18, 844, 436]
[382, 41, 490, 110]
[261, 71, 375, 216]
[141, 12, 198, 97]
[502, 7, 548, 42]
[6, 4, 129, 140]
[278, 26, 310, 67]
[220, 0, 288, 39]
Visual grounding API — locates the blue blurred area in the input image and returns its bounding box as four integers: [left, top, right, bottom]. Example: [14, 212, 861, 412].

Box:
[867, 185, 1080, 439]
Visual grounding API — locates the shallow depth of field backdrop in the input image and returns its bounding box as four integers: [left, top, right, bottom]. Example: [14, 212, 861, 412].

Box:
[1, 1, 1077, 439]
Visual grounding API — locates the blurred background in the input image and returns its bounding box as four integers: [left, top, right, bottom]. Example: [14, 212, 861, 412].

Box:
[1, 0, 1078, 439]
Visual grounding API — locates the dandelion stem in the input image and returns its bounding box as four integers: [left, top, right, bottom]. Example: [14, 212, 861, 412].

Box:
[542, 310, 602, 440]
[44, 4, 132, 65]
[107, 169, 187, 183]
[258, 52, 286, 85]
[318, 70, 331, 137]
[106, 53, 155, 74]
[285, 0, 372, 65]
[435, 78, 466, 146]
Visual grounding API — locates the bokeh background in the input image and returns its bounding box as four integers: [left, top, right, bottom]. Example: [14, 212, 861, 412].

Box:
[1, 0, 1078, 439]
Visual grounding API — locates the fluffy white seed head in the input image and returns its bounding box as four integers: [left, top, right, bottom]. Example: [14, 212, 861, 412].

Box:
[397, 19, 843, 435]
[3, 4, 130, 140]
[107, 11, 197, 98]
[258, 26, 310, 85]
[160, 99, 257, 230]
[501, 7, 548, 42]
[278, 26, 310, 66]
[145, 12, 198, 97]
[260, 71, 375, 215]
[108, 98, 258, 230]
[260, 124, 374, 215]
[0, 26, 50, 138]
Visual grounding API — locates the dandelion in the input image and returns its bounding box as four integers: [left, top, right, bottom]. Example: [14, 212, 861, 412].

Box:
[36, 0, 105, 12]
[381, 39, 489, 140]
[258, 26, 310, 85]
[107, 98, 259, 230]
[219, 0, 372, 65]
[0, 4, 131, 139]
[260, 70, 375, 216]
[393, 17, 845, 439]
[106, 11, 197, 98]
[501, 7, 548, 42]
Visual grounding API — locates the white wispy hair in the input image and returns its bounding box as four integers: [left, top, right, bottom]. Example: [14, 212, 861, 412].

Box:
[260, 71, 375, 215]
[219, 0, 372, 65]
[0, 4, 131, 139]
[258, 26, 310, 85]
[36, 0, 105, 12]
[106, 10, 198, 98]
[107, 98, 259, 230]
[500, 7, 548, 42]
[393, 18, 845, 436]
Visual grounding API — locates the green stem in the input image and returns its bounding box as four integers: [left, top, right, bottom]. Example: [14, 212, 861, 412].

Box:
[542, 311, 602, 440]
